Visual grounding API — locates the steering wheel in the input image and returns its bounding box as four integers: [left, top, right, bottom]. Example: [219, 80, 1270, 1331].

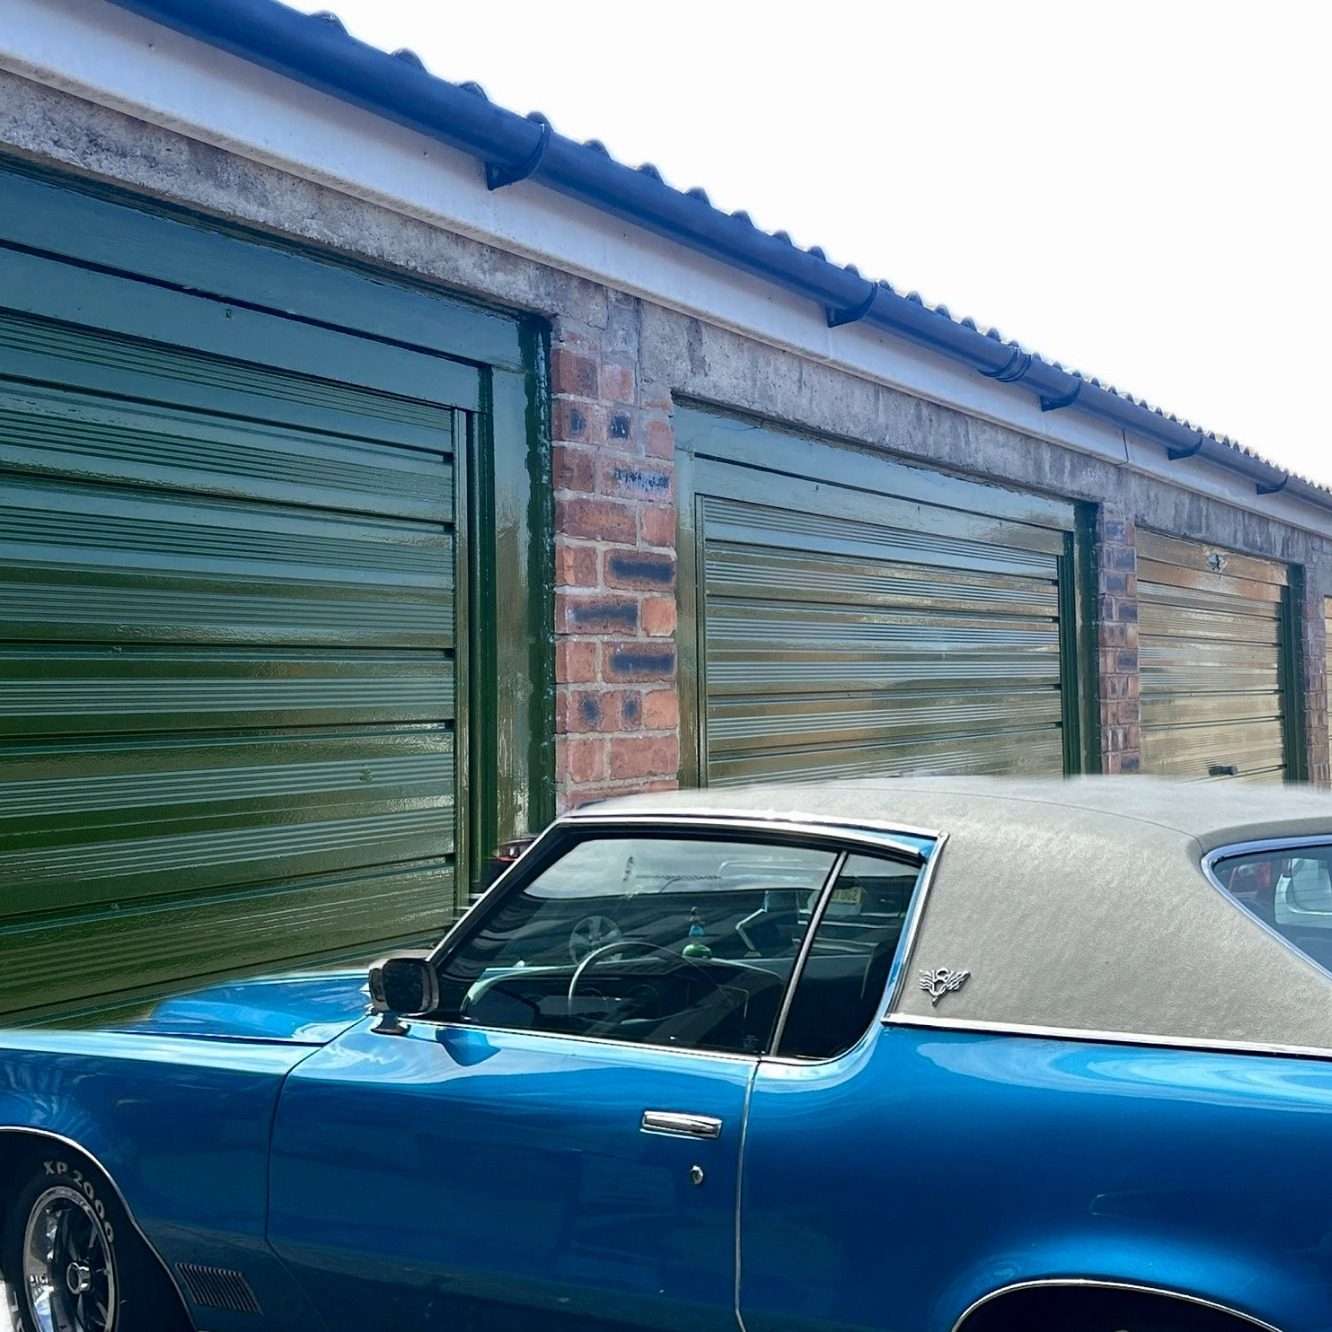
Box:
[565, 939, 729, 1012]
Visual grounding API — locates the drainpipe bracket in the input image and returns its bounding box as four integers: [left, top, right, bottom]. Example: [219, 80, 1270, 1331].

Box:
[486, 115, 553, 190]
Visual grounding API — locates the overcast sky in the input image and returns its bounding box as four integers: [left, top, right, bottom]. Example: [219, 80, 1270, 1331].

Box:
[284, 0, 1330, 485]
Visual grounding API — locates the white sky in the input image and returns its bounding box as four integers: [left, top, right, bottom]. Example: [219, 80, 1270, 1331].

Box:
[285, 0, 1331, 485]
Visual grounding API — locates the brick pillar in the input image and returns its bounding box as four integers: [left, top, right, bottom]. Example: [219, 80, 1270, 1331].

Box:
[1096, 509, 1142, 774]
[1299, 578, 1330, 787]
[550, 298, 680, 809]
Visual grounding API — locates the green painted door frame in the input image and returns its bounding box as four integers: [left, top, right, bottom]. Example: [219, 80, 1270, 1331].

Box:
[0, 156, 552, 1020]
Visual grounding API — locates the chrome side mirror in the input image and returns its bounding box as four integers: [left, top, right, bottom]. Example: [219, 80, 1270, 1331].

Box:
[368, 951, 440, 1027]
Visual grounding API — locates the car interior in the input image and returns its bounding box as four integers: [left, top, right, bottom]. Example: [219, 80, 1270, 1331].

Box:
[441, 850, 917, 1060]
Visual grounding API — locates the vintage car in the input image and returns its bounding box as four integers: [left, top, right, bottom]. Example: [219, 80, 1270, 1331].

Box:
[4, 776, 1332, 1332]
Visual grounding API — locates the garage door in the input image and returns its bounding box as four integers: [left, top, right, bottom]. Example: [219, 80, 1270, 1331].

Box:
[0, 167, 492, 1018]
[1139, 533, 1294, 782]
[677, 410, 1086, 785]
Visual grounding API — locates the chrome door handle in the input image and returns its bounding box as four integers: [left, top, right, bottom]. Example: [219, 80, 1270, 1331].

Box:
[641, 1110, 723, 1139]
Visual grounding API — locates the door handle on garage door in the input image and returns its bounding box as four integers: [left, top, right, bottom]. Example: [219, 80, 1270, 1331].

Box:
[641, 1110, 723, 1139]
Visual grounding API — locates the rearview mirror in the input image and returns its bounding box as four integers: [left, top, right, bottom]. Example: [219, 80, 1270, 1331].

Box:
[368, 951, 440, 1018]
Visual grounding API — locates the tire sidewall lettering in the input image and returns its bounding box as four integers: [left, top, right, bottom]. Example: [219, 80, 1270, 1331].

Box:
[39, 1158, 117, 1248]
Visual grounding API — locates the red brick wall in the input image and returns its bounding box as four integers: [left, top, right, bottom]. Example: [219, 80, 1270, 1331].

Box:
[1096, 509, 1142, 774]
[551, 299, 681, 808]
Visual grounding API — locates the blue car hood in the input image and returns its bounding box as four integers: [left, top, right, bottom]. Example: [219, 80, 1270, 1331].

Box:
[110, 970, 371, 1045]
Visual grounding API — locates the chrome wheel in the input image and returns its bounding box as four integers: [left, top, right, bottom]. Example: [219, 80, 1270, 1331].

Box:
[21, 1185, 116, 1332]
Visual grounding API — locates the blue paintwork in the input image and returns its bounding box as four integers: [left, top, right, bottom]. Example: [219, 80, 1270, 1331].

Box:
[267, 1017, 751, 1331]
[111, 970, 369, 1045]
[6, 826, 1332, 1330]
[742, 1026, 1332, 1332]
[0, 1028, 330, 1331]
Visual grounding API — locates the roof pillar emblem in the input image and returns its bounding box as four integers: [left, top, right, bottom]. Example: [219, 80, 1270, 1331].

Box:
[919, 967, 970, 1006]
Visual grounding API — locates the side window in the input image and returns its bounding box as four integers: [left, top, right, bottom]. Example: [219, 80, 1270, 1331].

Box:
[777, 854, 923, 1061]
[1210, 844, 1332, 973]
[436, 835, 838, 1055]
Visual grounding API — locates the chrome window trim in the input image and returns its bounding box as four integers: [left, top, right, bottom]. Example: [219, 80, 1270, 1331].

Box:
[767, 851, 848, 1056]
[1202, 836, 1332, 985]
[882, 830, 949, 1014]
[884, 1011, 1332, 1061]
[411, 1016, 762, 1064]
[951, 1277, 1280, 1332]
[0, 1127, 195, 1318]
[552, 811, 937, 860]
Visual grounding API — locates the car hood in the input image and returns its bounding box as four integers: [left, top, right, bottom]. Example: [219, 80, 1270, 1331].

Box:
[109, 969, 371, 1045]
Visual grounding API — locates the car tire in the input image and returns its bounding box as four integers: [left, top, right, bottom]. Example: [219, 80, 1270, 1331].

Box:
[1, 1149, 189, 1332]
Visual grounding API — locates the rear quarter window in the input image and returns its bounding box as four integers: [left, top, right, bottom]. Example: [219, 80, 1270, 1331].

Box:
[1209, 843, 1332, 974]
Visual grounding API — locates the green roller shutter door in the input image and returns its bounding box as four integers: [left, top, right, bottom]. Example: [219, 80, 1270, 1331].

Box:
[678, 410, 1085, 785]
[1139, 532, 1293, 782]
[0, 208, 479, 1019]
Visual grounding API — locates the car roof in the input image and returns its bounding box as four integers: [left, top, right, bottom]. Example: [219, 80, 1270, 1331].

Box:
[568, 777, 1332, 1058]
[570, 775, 1332, 855]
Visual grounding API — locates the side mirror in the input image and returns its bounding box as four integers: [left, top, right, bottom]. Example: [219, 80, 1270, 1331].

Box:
[368, 951, 440, 1019]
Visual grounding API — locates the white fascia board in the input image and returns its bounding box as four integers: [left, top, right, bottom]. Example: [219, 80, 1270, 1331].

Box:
[2, 0, 1326, 541]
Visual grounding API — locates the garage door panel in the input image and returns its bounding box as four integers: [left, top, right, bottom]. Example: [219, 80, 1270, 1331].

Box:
[2, 727, 452, 825]
[706, 543, 1060, 617]
[705, 653, 1062, 695]
[0, 860, 455, 1020]
[709, 690, 1062, 754]
[0, 249, 482, 413]
[1, 568, 452, 648]
[0, 310, 456, 449]
[0, 647, 453, 737]
[701, 496, 1062, 575]
[1, 803, 454, 919]
[709, 726, 1067, 786]
[689, 446, 1075, 782]
[1136, 559, 1284, 605]
[1140, 636, 1280, 671]
[0, 380, 454, 521]
[1138, 532, 1288, 587]
[707, 601, 1061, 647]
[1139, 533, 1291, 781]
[1141, 693, 1283, 730]
[2, 475, 451, 583]
[1141, 720, 1287, 780]
[1137, 607, 1279, 649]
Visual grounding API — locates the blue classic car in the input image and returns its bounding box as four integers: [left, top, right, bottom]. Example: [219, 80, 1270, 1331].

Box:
[5, 777, 1332, 1332]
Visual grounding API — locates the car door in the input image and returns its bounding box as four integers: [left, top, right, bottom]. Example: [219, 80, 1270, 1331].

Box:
[266, 825, 843, 1332]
